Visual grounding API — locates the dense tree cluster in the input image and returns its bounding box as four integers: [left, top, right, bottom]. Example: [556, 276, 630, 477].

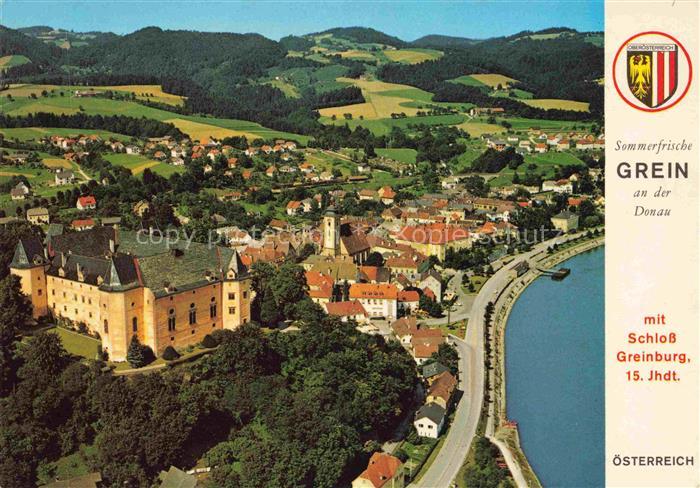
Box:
[471, 147, 524, 173]
[463, 437, 514, 487]
[0, 113, 185, 140]
[0, 266, 416, 487]
[378, 34, 603, 118]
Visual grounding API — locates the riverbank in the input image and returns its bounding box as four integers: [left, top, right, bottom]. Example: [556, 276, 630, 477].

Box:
[488, 230, 605, 487]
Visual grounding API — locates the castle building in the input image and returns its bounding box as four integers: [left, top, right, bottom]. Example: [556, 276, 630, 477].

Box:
[10, 226, 252, 361]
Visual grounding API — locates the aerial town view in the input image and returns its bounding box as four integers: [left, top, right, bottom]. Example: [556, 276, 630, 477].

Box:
[0, 2, 604, 487]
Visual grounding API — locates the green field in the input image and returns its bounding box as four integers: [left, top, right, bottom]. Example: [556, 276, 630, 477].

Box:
[498, 117, 595, 132]
[321, 113, 466, 136]
[449, 75, 489, 88]
[302, 149, 356, 175]
[51, 327, 100, 359]
[0, 55, 31, 70]
[0, 126, 132, 142]
[382, 48, 443, 64]
[376, 148, 417, 164]
[104, 153, 184, 177]
[485, 151, 585, 187]
[0, 89, 310, 143]
[491, 88, 533, 99]
[522, 98, 590, 112]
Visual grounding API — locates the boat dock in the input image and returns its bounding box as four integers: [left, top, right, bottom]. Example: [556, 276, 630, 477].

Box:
[536, 267, 571, 281]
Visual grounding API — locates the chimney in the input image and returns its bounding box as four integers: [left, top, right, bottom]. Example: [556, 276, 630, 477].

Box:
[61, 252, 68, 268]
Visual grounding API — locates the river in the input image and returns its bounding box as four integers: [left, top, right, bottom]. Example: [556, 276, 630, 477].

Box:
[505, 246, 604, 487]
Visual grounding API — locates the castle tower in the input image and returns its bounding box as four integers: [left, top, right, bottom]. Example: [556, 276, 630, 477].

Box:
[322, 206, 340, 257]
[222, 249, 252, 329]
[9, 238, 49, 319]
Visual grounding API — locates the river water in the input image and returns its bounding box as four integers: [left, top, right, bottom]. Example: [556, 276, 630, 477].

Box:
[505, 246, 604, 487]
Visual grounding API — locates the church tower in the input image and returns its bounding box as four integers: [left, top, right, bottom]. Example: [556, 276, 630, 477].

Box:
[322, 206, 340, 256]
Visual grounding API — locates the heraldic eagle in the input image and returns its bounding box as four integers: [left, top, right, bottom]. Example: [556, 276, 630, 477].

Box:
[629, 54, 651, 101]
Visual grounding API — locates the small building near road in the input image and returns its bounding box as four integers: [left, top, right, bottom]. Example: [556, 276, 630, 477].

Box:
[27, 207, 50, 225]
[352, 452, 404, 488]
[76, 195, 97, 210]
[508, 260, 530, 280]
[551, 210, 580, 232]
[414, 402, 446, 439]
[55, 169, 75, 186]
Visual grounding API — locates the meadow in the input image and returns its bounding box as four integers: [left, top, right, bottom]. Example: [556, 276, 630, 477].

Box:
[320, 113, 466, 136]
[0, 55, 31, 70]
[466, 74, 517, 88]
[522, 98, 590, 112]
[382, 48, 443, 64]
[484, 151, 586, 187]
[375, 148, 417, 164]
[104, 153, 184, 177]
[318, 77, 427, 119]
[0, 127, 132, 142]
[0, 89, 310, 143]
[1, 83, 185, 106]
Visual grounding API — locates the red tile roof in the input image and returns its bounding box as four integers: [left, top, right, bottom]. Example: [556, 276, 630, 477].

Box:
[356, 452, 402, 488]
[396, 223, 470, 245]
[398, 290, 420, 302]
[349, 283, 398, 300]
[77, 195, 96, 207]
[325, 300, 367, 317]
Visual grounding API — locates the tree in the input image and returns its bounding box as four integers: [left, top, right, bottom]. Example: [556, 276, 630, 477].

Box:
[419, 294, 442, 317]
[270, 264, 308, 319]
[0, 276, 31, 395]
[126, 336, 154, 368]
[364, 252, 384, 267]
[429, 343, 459, 375]
[259, 286, 280, 327]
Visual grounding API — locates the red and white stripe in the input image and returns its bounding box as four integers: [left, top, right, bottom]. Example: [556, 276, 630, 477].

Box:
[651, 49, 678, 107]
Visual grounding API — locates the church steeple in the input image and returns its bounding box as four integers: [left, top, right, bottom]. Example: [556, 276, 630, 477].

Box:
[322, 206, 340, 257]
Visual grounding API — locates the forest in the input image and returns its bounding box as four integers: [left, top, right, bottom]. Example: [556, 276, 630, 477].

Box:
[0, 266, 416, 488]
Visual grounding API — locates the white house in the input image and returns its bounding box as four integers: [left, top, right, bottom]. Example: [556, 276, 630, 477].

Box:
[349, 283, 398, 320]
[414, 402, 446, 439]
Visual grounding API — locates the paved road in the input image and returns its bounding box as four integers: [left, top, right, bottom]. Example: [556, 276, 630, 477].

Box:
[412, 238, 568, 488]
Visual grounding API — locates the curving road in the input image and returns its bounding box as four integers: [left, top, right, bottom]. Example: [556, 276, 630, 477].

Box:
[412, 237, 568, 488]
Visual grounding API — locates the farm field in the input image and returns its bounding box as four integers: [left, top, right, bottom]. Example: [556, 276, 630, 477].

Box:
[321, 113, 466, 136]
[338, 49, 376, 60]
[375, 148, 417, 164]
[498, 117, 595, 132]
[93, 85, 186, 105]
[449, 75, 488, 88]
[302, 149, 355, 175]
[0, 93, 310, 143]
[0, 55, 31, 70]
[456, 121, 505, 137]
[266, 64, 350, 94]
[522, 98, 590, 112]
[319, 77, 434, 119]
[1, 83, 184, 105]
[467, 73, 517, 88]
[266, 79, 301, 98]
[382, 48, 443, 64]
[491, 88, 533, 99]
[104, 153, 184, 177]
[485, 151, 586, 187]
[0, 126, 132, 142]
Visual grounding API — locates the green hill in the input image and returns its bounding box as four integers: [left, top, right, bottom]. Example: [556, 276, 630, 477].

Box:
[311, 27, 407, 47]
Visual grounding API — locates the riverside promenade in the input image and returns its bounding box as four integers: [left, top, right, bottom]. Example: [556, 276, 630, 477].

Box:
[487, 232, 605, 488]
